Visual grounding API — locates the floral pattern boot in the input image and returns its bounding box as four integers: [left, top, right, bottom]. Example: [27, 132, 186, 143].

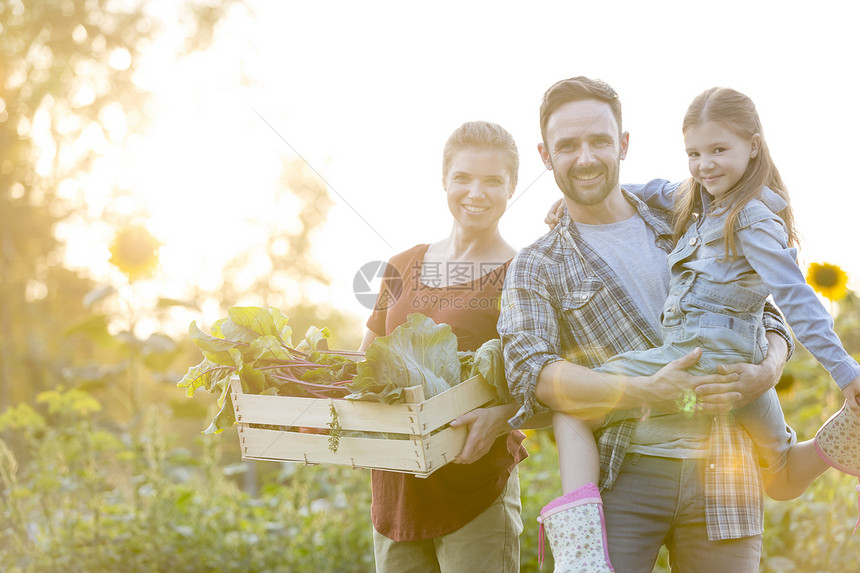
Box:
[815, 401, 860, 476]
[815, 401, 860, 533]
[537, 483, 614, 572]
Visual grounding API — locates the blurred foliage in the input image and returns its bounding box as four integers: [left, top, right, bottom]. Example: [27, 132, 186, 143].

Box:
[0, 394, 375, 572]
[0, 0, 238, 411]
[1, 2, 858, 569]
[1, 293, 858, 572]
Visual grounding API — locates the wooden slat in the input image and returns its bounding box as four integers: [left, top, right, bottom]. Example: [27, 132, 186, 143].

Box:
[415, 375, 496, 434]
[232, 392, 420, 433]
[229, 373, 499, 477]
[238, 427, 432, 474]
[418, 425, 469, 470]
[401, 385, 426, 403]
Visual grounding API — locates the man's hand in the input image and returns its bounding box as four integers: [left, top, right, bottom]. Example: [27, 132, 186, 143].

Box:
[695, 332, 788, 409]
[449, 404, 517, 465]
[638, 347, 740, 414]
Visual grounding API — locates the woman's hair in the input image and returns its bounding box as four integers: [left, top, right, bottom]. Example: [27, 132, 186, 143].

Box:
[672, 87, 798, 258]
[442, 121, 519, 190]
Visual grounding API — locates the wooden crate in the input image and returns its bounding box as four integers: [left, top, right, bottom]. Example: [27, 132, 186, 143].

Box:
[229, 373, 497, 478]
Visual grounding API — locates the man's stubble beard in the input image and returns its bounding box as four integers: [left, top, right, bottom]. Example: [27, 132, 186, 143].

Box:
[554, 161, 621, 207]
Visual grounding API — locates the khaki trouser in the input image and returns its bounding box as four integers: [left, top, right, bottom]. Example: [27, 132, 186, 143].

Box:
[373, 469, 523, 573]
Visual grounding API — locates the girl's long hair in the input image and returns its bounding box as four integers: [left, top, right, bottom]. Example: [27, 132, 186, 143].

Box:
[672, 87, 798, 258]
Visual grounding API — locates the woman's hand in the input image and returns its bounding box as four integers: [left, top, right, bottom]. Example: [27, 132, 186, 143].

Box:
[449, 403, 517, 464]
[545, 198, 565, 229]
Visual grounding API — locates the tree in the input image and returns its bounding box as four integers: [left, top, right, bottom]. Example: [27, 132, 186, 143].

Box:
[0, 0, 236, 411]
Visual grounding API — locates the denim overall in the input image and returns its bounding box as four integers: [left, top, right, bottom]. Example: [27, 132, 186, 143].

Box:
[598, 190, 796, 471]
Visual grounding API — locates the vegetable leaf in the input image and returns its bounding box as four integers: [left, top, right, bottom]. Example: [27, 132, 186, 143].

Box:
[347, 313, 460, 403]
[177, 358, 233, 397]
[466, 338, 511, 403]
[188, 321, 242, 366]
[221, 306, 292, 345]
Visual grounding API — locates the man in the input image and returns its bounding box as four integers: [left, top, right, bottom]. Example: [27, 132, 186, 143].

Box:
[498, 76, 792, 572]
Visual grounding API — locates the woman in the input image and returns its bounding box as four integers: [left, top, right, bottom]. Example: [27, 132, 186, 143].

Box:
[360, 121, 528, 572]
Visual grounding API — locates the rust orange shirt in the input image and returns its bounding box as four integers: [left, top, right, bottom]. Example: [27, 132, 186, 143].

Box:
[366, 244, 528, 541]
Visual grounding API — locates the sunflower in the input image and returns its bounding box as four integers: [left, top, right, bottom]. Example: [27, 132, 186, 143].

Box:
[109, 224, 161, 280]
[806, 262, 849, 302]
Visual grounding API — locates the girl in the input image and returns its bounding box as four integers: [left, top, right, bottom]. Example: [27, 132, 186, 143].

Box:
[542, 87, 860, 571]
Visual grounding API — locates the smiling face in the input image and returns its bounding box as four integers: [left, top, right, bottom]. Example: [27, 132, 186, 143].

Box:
[538, 99, 629, 208]
[443, 146, 514, 234]
[684, 121, 760, 199]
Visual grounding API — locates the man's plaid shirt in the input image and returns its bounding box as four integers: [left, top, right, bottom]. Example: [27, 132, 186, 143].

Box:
[498, 187, 793, 541]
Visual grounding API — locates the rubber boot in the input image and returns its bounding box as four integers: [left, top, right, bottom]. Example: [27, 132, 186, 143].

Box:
[537, 482, 613, 572]
[815, 401, 860, 533]
[815, 400, 860, 476]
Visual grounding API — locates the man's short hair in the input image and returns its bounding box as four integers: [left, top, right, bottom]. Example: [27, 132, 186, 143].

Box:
[539, 76, 622, 144]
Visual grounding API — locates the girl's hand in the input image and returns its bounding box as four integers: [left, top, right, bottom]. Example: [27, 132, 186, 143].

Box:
[841, 377, 860, 416]
[545, 198, 566, 229]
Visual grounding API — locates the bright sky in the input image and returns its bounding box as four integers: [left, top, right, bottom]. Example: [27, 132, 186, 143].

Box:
[68, 0, 860, 332]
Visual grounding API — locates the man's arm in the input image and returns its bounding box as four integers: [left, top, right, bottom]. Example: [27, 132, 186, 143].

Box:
[500, 248, 738, 424]
[538, 323, 790, 417]
[536, 347, 740, 418]
[498, 253, 565, 428]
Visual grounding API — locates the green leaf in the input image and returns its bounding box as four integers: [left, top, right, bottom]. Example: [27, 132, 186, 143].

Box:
[211, 318, 227, 338]
[229, 348, 267, 395]
[189, 321, 242, 366]
[301, 360, 358, 385]
[221, 306, 292, 345]
[347, 314, 459, 402]
[248, 335, 293, 362]
[296, 325, 330, 352]
[469, 338, 511, 403]
[177, 358, 234, 397]
[202, 392, 235, 434]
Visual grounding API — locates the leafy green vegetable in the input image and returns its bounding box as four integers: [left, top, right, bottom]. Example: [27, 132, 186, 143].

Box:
[347, 314, 461, 403]
[460, 338, 511, 404]
[177, 307, 356, 433]
[178, 307, 513, 435]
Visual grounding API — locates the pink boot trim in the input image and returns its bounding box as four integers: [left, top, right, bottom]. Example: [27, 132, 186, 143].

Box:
[541, 482, 602, 514]
[537, 483, 613, 571]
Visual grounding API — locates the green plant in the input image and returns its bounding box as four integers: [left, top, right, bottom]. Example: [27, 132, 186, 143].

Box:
[0, 390, 375, 572]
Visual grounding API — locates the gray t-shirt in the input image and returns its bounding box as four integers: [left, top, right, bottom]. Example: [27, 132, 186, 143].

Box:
[578, 214, 710, 458]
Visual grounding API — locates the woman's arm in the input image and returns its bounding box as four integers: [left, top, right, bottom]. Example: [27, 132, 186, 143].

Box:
[449, 403, 519, 464]
[358, 329, 379, 352]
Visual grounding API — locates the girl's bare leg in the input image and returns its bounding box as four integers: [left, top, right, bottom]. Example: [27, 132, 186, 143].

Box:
[762, 439, 829, 501]
[553, 412, 601, 494]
